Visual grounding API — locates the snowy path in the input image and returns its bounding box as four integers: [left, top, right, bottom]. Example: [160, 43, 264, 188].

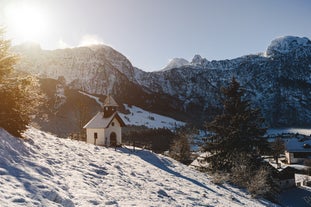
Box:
[0, 127, 276, 206]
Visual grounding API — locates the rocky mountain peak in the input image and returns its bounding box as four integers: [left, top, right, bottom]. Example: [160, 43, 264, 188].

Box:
[162, 58, 189, 71]
[190, 54, 213, 69]
[266, 36, 311, 57]
[191, 54, 204, 64]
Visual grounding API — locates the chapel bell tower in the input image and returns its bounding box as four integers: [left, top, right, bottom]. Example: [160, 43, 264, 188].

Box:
[103, 95, 119, 118]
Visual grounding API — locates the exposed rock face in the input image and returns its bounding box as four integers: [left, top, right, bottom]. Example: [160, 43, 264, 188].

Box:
[133, 36, 311, 127]
[14, 36, 311, 128]
[266, 36, 311, 57]
[14, 44, 136, 95]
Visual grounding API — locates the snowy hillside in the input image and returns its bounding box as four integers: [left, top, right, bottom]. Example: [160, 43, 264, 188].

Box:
[79, 91, 185, 130]
[120, 104, 185, 129]
[0, 128, 276, 207]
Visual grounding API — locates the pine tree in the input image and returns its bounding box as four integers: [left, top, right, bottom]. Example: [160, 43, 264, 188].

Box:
[0, 28, 43, 137]
[204, 77, 267, 171]
[170, 126, 195, 164]
[0, 28, 17, 81]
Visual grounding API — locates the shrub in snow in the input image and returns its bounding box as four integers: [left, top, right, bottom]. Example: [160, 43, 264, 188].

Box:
[247, 167, 271, 198]
[211, 172, 230, 185]
[170, 126, 195, 164]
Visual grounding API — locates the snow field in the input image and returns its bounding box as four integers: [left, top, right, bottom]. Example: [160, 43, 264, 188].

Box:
[120, 104, 185, 130]
[0, 127, 276, 206]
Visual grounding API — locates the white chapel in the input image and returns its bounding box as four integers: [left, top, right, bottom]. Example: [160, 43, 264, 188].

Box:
[83, 95, 126, 147]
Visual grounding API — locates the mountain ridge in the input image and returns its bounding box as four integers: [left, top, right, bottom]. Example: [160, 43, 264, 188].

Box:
[13, 36, 311, 131]
[132, 36, 311, 127]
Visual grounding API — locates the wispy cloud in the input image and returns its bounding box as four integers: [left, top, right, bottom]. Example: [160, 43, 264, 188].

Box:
[56, 34, 105, 49]
[58, 38, 72, 49]
[78, 34, 104, 47]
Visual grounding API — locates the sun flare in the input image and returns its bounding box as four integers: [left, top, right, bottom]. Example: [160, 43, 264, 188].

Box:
[4, 3, 49, 42]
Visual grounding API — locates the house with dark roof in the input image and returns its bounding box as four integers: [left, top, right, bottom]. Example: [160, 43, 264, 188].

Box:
[285, 138, 311, 164]
[83, 95, 125, 147]
[276, 166, 297, 189]
[263, 161, 297, 190]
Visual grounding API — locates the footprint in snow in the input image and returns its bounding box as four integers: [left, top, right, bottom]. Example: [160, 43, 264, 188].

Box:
[89, 200, 100, 205]
[157, 189, 169, 198]
[12, 198, 26, 203]
[105, 200, 118, 205]
[94, 169, 108, 176]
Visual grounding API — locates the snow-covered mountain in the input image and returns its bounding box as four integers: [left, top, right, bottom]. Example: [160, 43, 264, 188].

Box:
[0, 127, 276, 206]
[162, 58, 189, 71]
[13, 43, 136, 95]
[266, 36, 311, 57]
[133, 36, 311, 127]
[14, 36, 311, 128]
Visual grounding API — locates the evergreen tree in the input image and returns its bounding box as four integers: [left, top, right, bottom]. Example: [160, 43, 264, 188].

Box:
[204, 77, 267, 171]
[0, 28, 43, 137]
[170, 126, 195, 164]
[0, 28, 17, 81]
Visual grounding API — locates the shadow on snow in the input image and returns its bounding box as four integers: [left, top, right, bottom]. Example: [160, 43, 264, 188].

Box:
[118, 147, 217, 194]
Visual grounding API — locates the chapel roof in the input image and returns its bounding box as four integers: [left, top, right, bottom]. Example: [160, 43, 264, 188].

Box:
[83, 112, 125, 129]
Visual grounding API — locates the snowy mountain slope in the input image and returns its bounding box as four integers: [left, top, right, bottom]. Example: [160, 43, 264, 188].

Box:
[78, 91, 104, 107]
[13, 43, 136, 95]
[0, 127, 276, 207]
[13, 36, 311, 128]
[133, 36, 311, 127]
[120, 104, 185, 129]
[266, 36, 311, 57]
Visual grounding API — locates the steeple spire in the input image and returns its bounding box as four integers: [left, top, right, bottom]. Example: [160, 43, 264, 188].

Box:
[103, 95, 118, 118]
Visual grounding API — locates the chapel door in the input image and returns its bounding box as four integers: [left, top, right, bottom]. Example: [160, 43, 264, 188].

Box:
[110, 132, 117, 147]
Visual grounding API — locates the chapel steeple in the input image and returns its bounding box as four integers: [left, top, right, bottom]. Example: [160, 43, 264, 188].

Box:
[102, 95, 119, 118]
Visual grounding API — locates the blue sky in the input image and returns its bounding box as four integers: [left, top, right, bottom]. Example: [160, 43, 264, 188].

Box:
[1, 0, 311, 71]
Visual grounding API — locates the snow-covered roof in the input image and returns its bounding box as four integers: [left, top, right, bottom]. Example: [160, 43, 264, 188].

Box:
[83, 112, 125, 129]
[285, 138, 311, 153]
[103, 95, 119, 107]
[295, 174, 311, 184]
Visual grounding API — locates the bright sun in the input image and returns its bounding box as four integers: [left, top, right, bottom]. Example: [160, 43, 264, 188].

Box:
[4, 3, 49, 42]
